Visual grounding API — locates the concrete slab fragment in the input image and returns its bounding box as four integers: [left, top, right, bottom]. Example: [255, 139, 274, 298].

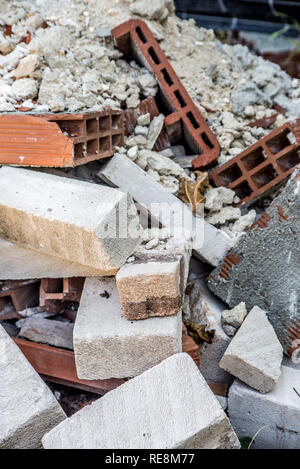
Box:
[220, 306, 283, 393]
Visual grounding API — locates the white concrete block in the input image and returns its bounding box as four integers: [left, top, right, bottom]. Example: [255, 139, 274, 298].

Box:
[0, 237, 113, 279]
[0, 167, 142, 273]
[220, 306, 283, 393]
[228, 366, 300, 449]
[98, 154, 231, 266]
[42, 353, 240, 449]
[73, 277, 182, 380]
[0, 324, 66, 448]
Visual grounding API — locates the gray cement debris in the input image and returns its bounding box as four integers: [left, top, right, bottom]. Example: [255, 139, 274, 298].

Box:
[19, 317, 74, 350]
[208, 168, 300, 355]
[220, 306, 283, 393]
[42, 353, 240, 449]
[0, 324, 66, 448]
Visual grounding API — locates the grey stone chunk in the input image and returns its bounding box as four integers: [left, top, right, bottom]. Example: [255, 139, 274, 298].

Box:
[0, 324, 66, 448]
[228, 366, 300, 449]
[0, 237, 116, 279]
[208, 168, 300, 355]
[0, 167, 142, 273]
[42, 353, 240, 449]
[19, 317, 74, 350]
[73, 277, 182, 380]
[221, 302, 247, 335]
[220, 306, 283, 393]
[98, 154, 231, 266]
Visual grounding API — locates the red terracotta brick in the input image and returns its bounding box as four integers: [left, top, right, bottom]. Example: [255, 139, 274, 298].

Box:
[210, 120, 300, 205]
[112, 19, 220, 168]
[40, 278, 84, 314]
[0, 109, 124, 167]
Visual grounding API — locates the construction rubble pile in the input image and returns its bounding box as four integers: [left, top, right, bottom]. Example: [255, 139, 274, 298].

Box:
[0, 0, 299, 450]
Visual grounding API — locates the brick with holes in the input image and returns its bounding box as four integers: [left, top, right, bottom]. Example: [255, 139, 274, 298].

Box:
[208, 167, 300, 356]
[210, 119, 300, 205]
[112, 19, 219, 169]
[0, 167, 142, 273]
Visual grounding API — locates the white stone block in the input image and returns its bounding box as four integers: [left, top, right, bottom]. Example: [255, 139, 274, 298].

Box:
[73, 277, 182, 379]
[42, 353, 240, 449]
[98, 154, 231, 266]
[0, 167, 142, 273]
[228, 366, 300, 449]
[0, 324, 66, 448]
[220, 306, 283, 393]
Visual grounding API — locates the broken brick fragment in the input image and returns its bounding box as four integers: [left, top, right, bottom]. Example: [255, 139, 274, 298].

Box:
[40, 278, 85, 314]
[112, 19, 220, 168]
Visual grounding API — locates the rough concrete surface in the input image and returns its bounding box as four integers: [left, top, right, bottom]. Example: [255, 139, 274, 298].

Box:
[228, 366, 300, 449]
[208, 168, 300, 355]
[73, 277, 182, 379]
[220, 306, 283, 393]
[42, 353, 240, 449]
[19, 317, 74, 350]
[0, 324, 66, 448]
[99, 154, 231, 266]
[0, 167, 142, 273]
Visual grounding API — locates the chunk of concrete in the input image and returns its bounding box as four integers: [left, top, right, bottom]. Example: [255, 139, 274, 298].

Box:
[220, 306, 283, 393]
[19, 317, 74, 350]
[0, 324, 66, 448]
[0, 237, 117, 279]
[98, 154, 231, 266]
[42, 353, 240, 449]
[221, 302, 247, 336]
[184, 259, 233, 384]
[0, 167, 142, 273]
[208, 168, 300, 355]
[116, 258, 182, 320]
[73, 277, 182, 380]
[228, 366, 300, 449]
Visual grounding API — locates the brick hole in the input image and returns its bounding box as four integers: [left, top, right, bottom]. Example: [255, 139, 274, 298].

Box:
[174, 89, 186, 108]
[100, 136, 110, 152]
[136, 26, 148, 43]
[161, 68, 174, 86]
[186, 111, 199, 129]
[217, 163, 242, 185]
[57, 120, 83, 137]
[99, 116, 110, 131]
[240, 147, 266, 170]
[86, 118, 98, 134]
[201, 132, 214, 149]
[277, 148, 300, 172]
[111, 114, 121, 129]
[148, 46, 161, 65]
[251, 164, 278, 188]
[74, 143, 84, 159]
[266, 129, 294, 154]
[112, 134, 122, 149]
[232, 181, 253, 200]
[43, 279, 63, 293]
[87, 139, 98, 155]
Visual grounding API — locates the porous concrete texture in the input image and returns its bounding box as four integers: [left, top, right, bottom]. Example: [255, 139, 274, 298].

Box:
[0, 237, 113, 279]
[228, 366, 300, 449]
[19, 317, 74, 350]
[73, 277, 182, 380]
[0, 324, 66, 448]
[184, 260, 233, 384]
[98, 154, 231, 266]
[220, 306, 283, 393]
[208, 168, 300, 355]
[116, 258, 182, 320]
[0, 167, 142, 273]
[42, 353, 240, 449]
